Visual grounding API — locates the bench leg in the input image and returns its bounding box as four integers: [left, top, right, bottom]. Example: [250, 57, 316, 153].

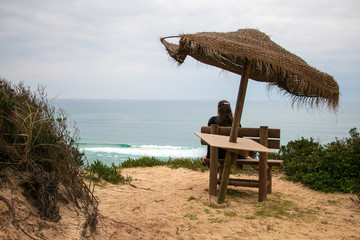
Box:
[209, 124, 219, 196]
[218, 163, 223, 182]
[258, 153, 268, 202]
[258, 126, 268, 202]
[267, 165, 272, 194]
[209, 147, 219, 196]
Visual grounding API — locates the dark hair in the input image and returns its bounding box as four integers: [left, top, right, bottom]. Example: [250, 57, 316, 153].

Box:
[217, 100, 233, 126]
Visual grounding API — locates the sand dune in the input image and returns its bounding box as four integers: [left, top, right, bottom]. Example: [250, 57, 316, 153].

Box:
[93, 166, 360, 240]
[1, 166, 359, 239]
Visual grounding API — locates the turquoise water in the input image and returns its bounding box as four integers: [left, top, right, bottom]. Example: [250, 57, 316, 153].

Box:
[53, 99, 360, 165]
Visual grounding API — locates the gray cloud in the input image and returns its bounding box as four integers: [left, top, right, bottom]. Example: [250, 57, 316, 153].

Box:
[0, 0, 359, 102]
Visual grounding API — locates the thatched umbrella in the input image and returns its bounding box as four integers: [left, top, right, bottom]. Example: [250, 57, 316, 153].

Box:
[160, 28, 339, 203]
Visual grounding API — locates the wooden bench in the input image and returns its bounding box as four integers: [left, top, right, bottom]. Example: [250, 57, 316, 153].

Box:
[200, 125, 283, 201]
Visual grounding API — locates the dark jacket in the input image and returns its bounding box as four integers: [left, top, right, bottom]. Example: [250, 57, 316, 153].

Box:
[205, 116, 242, 159]
[206, 116, 227, 159]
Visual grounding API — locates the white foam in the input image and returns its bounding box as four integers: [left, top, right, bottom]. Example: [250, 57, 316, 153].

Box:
[83, 144, 206, 158]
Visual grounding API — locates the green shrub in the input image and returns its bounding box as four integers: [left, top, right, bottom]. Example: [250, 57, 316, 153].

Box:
[278, 128, 360, 193]
[119, 156, 207, 172]
[280, 137, 324, 182]
[86, 160, 124, 184]
[121, 156, 166, 168]
[167, 158, 208, 172]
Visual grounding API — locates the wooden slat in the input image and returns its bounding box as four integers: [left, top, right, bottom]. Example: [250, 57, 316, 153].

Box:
[237, 159, 283, 166]
[267, 128, 280, 139]
[245, 138, 280, 149]
[217, 178, 259, 188]
[200, 138, 280, 149]
[217, 179, 273, 189]
[218, 158, 283, 166]
[201, 126, 280, 138]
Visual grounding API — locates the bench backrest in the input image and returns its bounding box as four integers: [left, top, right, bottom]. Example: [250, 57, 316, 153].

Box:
[200, 126, 280, 149]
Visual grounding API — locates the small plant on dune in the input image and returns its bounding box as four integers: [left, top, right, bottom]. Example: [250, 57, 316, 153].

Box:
[187, 196, 197, 201]
[185, 213, 198, 220]
[208, 217, 223, 223]
[224, 211, 237, 217]
[86, 160, 125, 184]
[252, 193, 315, 219]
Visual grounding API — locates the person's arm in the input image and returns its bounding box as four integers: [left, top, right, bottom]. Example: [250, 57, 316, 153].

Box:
[205, 116, 217, 159]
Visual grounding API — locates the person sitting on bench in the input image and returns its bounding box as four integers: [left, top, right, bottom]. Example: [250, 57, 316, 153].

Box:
[201, 100, 247, 168]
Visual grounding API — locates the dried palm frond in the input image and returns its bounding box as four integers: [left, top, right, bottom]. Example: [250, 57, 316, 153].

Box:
[161, 29, 339, 111]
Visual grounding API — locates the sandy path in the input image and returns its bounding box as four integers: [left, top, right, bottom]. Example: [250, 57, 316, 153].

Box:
[1, 166, 359, 239]
[91, 166, 360, 240]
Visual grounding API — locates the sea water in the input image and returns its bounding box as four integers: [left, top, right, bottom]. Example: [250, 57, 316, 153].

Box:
[53, 99, 360, 165]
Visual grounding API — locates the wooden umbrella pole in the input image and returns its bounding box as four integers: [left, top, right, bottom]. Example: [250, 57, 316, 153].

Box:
[218, 59, 251, 204]
[230, 60, 251, 141]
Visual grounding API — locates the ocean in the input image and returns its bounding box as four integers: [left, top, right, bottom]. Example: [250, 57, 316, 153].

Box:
[53, 99, 360, 165]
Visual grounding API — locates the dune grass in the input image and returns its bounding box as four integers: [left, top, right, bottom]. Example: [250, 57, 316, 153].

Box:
[0, 79, 98, 237]
[84, 157, 208, 184]
[120, 157, 208, 172]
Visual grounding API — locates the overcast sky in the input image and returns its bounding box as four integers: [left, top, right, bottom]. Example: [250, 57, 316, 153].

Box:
[0, 0, 359, 103]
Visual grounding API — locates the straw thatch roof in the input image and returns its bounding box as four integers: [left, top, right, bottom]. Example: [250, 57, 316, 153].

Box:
[160, 28, 339, 110]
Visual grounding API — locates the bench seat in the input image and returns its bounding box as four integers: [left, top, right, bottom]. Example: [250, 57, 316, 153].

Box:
[218, 158, 283, 166]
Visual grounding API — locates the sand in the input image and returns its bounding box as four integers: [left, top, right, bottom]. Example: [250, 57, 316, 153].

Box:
[1, 166, 360, 239]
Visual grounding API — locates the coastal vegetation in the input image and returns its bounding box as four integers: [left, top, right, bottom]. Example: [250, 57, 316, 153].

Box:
[85, 130, 360, 206]
[0, 79, 358, 238]
[88, 130, 359, 196]
[121, 156, 207, 171]
[84, 157, 207, 184]
[0, 79, 98, 237]
[270, 128, 360, 194]
[88, 130, 360, 202]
